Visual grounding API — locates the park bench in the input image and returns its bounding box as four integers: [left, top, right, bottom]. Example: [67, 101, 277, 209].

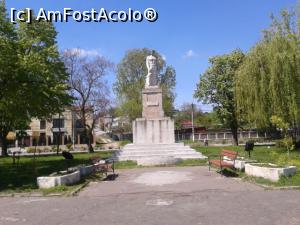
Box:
[208, 149, 238, 173]
[90, 156, 115, 177]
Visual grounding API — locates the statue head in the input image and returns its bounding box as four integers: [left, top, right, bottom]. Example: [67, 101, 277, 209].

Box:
[146, 55, 157, 73]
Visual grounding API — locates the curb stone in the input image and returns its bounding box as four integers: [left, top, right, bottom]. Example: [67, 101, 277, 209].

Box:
[239, 177, 300, 190]
[69, 181, 90, 196]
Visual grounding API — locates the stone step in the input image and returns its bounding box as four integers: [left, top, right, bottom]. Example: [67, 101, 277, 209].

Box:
[117, 149, 201, 156]
[117, 152, 205, 158]
[122, 145, 191, 150]
[123, 143, 185, 149]
[118, 154, 207, 161]
[116, 143, 207, 163]
[120, 147, 194, 152]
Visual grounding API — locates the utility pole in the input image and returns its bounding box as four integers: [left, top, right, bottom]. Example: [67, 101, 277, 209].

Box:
[191, 103, 195, 142]
[72, 109, 75, 151]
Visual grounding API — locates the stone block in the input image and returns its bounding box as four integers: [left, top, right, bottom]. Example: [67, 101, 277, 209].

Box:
[133, 118, 175, 144]
[37, 176, 57, 189]
[245, 163, 297, 182]
[37, 170, 81, 189]
[142, 88, 164, 119]
[223, 156, 257, 170]
[78, 165, 95, 177]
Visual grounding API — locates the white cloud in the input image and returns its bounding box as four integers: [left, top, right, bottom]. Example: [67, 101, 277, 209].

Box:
[162, 54, 167, 61]
[183, 49, 197, 58]
[68, 48, 102, 57]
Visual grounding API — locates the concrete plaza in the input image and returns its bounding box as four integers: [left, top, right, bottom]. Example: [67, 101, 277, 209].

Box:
[0, 166, 300, 225]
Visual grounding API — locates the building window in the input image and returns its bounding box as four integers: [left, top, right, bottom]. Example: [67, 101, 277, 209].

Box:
[40, 120, 46, 129]
[52, 119, 64, 128]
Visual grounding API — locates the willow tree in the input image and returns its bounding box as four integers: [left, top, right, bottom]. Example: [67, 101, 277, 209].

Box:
[194, 50, 245, 145]
[236, 10, 300, 130]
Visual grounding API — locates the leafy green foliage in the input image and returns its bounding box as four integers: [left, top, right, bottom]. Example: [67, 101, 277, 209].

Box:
[236, 10, 300, 129]
[194, 50, 245, 145]
[270, 116, 289, 131]
[113, 48, 176, 121]
[0, 3, 71, 155]
[174, 103, 199, 129]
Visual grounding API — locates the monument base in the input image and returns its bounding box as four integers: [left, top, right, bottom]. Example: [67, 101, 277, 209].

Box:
[116, 106, 207, 165]
[116, 143, 207, 165]
[133, 117, 175, 144]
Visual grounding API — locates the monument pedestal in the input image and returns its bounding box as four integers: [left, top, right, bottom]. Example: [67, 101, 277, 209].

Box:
[133, 118, 175, 144]
[133, 87, 174, 144]
[142, 87, 164, 119]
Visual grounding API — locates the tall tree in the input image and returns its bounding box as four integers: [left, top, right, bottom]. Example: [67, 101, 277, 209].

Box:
[194, 50, 245, 145]
[0, 0, 19, 155]
[113, 48, 176, 121]
[62, 49, 113, 153]
[0, 4, 71, 156]
[236, 10, 300, 131]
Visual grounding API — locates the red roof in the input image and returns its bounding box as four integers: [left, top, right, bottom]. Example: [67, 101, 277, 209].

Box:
[181, 120, 193, 127]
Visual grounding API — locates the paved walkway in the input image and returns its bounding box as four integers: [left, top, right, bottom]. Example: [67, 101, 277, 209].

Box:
[0, 166, 300, 225]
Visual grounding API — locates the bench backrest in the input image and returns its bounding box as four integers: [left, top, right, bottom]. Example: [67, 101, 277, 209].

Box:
[220, 150, 238, 160]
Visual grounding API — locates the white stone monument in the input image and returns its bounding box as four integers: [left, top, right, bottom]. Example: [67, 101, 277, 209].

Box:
[117, 53, 206, 165]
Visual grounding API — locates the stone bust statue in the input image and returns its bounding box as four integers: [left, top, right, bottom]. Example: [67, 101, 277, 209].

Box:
[145, 54, 158, 88]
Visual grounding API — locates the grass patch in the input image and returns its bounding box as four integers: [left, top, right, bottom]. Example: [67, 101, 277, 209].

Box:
[176, 159, 207, 167]
[114, 160, 138, 169]
[194, 145, 300, 187]
[40, 185, 70, 195]
[0, 151, 114, 193]
[40, 173, 105, 195]
[242, 172, 300, 187]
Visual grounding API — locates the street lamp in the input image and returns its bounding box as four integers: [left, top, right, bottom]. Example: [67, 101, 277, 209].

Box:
[191, 103, 195, 142]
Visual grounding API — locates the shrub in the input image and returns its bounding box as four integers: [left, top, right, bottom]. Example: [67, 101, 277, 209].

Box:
[27, 147, 36, 153]
[239, 139, 245, 144]
[94, 143, 103, 150]
[45, 147, 51, 152]
[51, 146, 62, 152]
[282, 137, 295, 151]
[275, 137, 295, 151]
[275, 139, 286, 148]
[66, 143, 72, 150]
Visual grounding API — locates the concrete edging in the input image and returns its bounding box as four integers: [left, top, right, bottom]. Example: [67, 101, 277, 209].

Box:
[245, 163, 297, 182]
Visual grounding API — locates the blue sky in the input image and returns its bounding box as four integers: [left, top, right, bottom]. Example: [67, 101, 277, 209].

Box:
[7, 0, 298, 111]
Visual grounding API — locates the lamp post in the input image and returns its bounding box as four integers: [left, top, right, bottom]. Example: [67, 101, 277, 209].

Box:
[191, 103, 195, 142]
[72, 110, 75, 151]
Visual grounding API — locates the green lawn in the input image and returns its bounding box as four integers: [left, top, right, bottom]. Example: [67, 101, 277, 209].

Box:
[194, 145, 300, 187]
[1, 145, 300, 193]
[0, 151, 114, 193]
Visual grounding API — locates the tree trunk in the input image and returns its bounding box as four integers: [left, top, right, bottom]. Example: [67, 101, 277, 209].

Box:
[87, 130, 94, 153]
[0, 130, 9, 156]
[57, 113, 61, 155]
[231, 127, 239, 146]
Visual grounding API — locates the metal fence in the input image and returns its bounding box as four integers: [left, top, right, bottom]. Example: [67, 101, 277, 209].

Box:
[175, 130, 268, 142]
